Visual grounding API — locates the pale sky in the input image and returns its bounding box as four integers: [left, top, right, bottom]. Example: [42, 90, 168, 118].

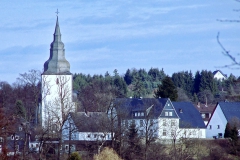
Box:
[0, 0, 240, 84]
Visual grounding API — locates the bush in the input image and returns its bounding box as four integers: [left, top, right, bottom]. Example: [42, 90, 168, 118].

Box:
[93, 147, 122, 160]
[67, 152, 82, 160]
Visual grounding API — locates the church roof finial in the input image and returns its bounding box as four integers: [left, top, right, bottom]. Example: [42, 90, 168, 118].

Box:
[54, 10, 61, 36]
[55, 9, 59, 16]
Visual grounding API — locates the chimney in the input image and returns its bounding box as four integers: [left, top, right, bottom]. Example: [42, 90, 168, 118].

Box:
[179, 109, 183, 113]
[197, 102, 200, 108]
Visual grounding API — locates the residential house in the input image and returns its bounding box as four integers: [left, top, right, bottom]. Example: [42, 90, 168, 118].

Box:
[213, 70, 227, 81]
[173, 102, 206, 138]
[194, 102, 215, 125]
[62, 112, 113, 154]
[116, 98, 206, 141]
[206, 102, 240, 138]
[1, 117, 30, 157]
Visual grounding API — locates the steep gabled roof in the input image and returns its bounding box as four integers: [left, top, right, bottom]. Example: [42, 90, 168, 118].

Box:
[114, 98, 168, 119]
[69, 112, 110, 132]
[212, 70, 227, 78]
[219, 102, 240, 121]
[172, 102, 206, 128]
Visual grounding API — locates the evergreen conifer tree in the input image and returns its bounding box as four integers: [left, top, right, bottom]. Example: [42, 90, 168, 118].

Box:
[154, 76, 178, 101]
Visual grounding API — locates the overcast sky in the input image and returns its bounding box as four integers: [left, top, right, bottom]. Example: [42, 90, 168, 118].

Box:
[0, 0, 240, 84]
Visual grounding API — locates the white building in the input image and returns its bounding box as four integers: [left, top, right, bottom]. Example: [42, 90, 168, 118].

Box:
[41, 16, 75, 128]
[117, 98, 206, 140]
[206, 102, 240, 138]
[213, 70, 227, 81]
[62, 112, 113, 141]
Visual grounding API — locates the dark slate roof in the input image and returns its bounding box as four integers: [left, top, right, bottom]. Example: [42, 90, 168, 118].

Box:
[70, 112, 110, 132]
[219, 102, 240, 121]
[172, 102, 206, 128]
[114, 98, 168, 119]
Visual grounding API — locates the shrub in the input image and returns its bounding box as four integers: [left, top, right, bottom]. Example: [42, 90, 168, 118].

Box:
[93, 147, 122, 160]
[67, 152, 82, 160]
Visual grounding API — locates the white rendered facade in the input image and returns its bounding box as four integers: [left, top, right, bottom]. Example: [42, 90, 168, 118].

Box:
[206, 104, 227, 138]
[213, 70, 227, 81]
[123, 118, 205, 140]
[41, 74, 74, 127]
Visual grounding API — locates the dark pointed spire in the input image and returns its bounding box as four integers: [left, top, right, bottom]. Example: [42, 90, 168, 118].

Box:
[43, 16, 71, 75]
[53, 16, 61, 40]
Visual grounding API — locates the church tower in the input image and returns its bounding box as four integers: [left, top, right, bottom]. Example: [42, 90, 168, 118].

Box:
[41, 16, 75, 128]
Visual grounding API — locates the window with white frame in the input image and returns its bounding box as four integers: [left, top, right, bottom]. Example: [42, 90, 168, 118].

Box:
[150, 119, 154, 125]
[163, 119, 166, 126]
[125, 120, 128, 128]
[171, 130, 175, 137]
[217, 125, 220, 129]
[15, 145, 19, 151]
[199, 130, 202, 137]
[11, 135, 14, 140]
[141, 112, 144, 116]
[169, 112, 172, 116]
[138, 112, 140, 116]
[165, 112, 168, 116]
[0, 137, 3, 142]
[163, 129, 167, 136]
[15, 135, 19, 140]
[171, 120, 175, 126]
[193, 130, 196, 135]
[135, 112, 137, 117]
[132, 120, 135, 124]
[209, 125, 212, 129]
[70, 145, 75, 151]
[140, 120, 143, 127]
[65, 145, 69, 151]
[140, 130, 143, 136]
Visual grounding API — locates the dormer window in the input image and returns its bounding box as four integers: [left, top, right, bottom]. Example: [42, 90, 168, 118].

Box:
[134, 112, 144, 117]
[165, 112, 168, 116]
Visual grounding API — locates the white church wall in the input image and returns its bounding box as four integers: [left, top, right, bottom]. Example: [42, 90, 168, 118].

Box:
[41, 74, 75, 128]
